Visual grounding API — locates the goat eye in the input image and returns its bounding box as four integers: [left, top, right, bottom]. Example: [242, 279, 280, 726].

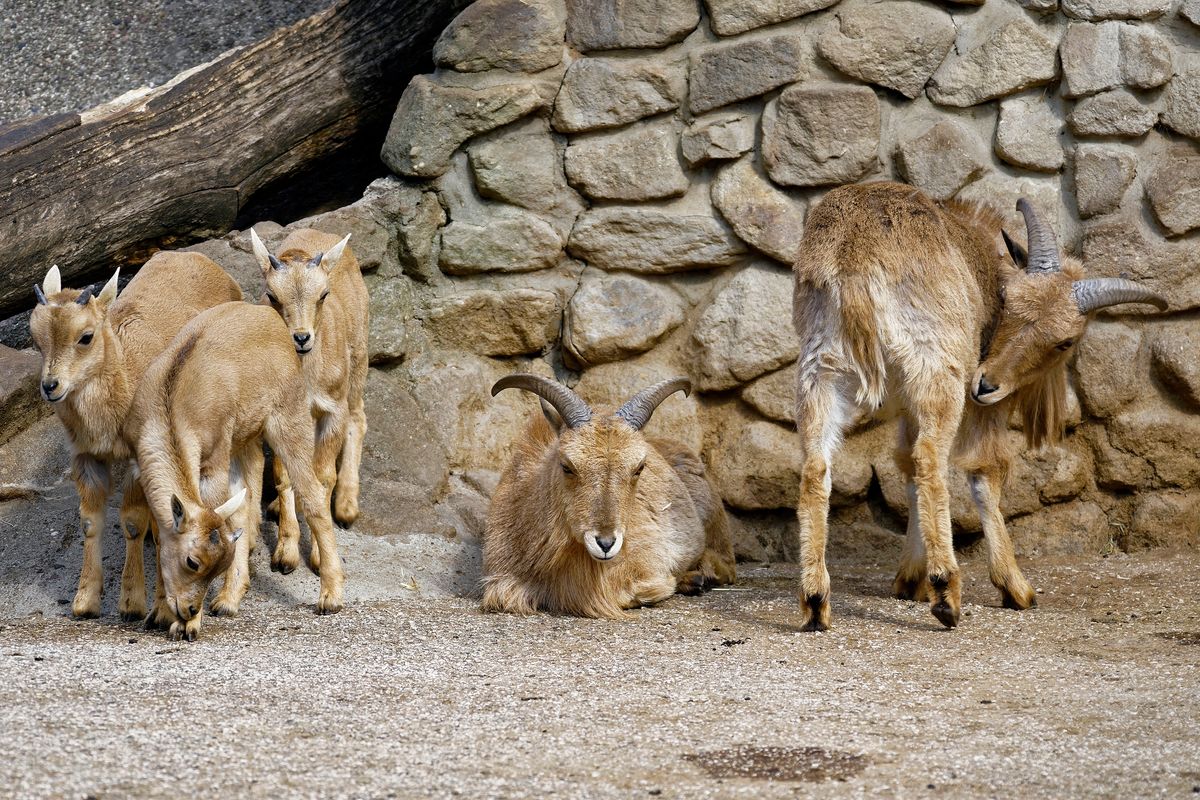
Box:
[265, 292, 279, 305]
[185, 556, 200, 572]
[1055, 339, 1074, 351]
[561, 462, 575, 476]
[633, 461, 646, 477]
[78, 332, 93, 346]
[319, 291, 330, 304]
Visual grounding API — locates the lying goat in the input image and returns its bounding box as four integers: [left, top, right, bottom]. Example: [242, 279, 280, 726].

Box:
[792, 181, 1166, 631]
[126, 302, 346, 640]
[482, 375, 736, 619]
[28, 256, 241, 620]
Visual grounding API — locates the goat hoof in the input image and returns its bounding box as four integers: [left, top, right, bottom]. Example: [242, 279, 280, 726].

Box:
[892, 575, 929, 602]
[316, 594, 343, 616]
[800, 618, 830, 633]
[931, 602, 959, 629]
[1000, 587, 1037, 610]
[334, 503, 358, 528]
[271, 555, 297, 575]
[145, 606, 174, 631]
[71, 597, 101, 620]
[119, 610, 145, 623]
[209, 599, 240, 618]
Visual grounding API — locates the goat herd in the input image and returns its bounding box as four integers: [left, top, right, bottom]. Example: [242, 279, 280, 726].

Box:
[26, 181, 1167, 640]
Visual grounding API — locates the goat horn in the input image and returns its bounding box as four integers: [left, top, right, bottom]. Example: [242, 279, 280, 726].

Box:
[492, 374, 592, 429]
[33, 284, 47, 305]
[1016, 198, 1060, 274]
[214, 487, 247, 522]
[1073, 278, 1168, 314]
[75, 287, 93, 306]
[268, 253, 285, 271]
[307, 251, 324, 269]
[614, 378, 691, 432]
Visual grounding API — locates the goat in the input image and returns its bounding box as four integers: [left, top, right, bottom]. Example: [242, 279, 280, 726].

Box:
[125, 301, 345, 640]
[791, 181, 1167, 631]
[481, 375, 736, 619]
[28, 255, 242, 621]
[249, 228, 368, 574]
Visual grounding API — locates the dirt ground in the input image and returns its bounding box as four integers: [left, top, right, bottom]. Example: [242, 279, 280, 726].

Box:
[1, 540, 1197, 799]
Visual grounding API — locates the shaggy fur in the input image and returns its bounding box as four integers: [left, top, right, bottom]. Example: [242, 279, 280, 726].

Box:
[482, 410, 736, 620]
[27, 254, 241, 621]
[792, 181, 1150, 631]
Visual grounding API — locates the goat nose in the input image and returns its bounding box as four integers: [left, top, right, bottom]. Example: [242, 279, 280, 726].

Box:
[42, 378, 59, 395]
[293, 332, 311, 346]
[976, 376, 998, 396]
[595, 535, 615, 554]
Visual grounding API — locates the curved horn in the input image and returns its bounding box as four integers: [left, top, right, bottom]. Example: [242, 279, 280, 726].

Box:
[1073, 278, 1168, 314]
[214, 487, 247, 522]
[491, 374, 592, 429]
[1016, 198, 1060, 274]
[33, 284, 47, 305]
[614, 378, 691, 431]
[75, 287, 93, 306]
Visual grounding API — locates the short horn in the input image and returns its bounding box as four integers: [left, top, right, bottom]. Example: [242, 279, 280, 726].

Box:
[75, 287, 93, 306]
[1073, 278, 1168, 314]
[214, 487, 247, 521]
[33, 284, 47, 305]
[614, 378, 691, 431]
[307, 251, 324, 269]
[1016, 198, 1060, 274]
[492, 374, 592, 429]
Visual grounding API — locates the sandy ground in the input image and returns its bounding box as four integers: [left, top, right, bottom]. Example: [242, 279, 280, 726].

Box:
[0, 0, 333, 124]
[1, 534, 1197, 798]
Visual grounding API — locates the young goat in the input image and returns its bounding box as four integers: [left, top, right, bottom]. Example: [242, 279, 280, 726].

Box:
[125, 302, 345, 640]
[28, 255, 242, 620]
[249, 228, 368, 574]
[482, 375, 736, 619]
[792, 182, 1166, 631]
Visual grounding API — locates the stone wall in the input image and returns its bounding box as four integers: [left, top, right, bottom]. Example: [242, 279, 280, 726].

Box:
[8, 0, 1196, 575]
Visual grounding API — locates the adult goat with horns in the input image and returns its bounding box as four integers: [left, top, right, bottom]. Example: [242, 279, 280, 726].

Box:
[791, 182, 1166, 631]
[481, 375, 736, 619]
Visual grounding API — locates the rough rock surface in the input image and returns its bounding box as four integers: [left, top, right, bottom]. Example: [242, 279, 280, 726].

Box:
[703, 0, 840, 36]
[438, 213, 563, 274]
[0, 345, 45, 447]
[927, 16, 1059, 107]
[433, 0, 566, 73]
[692, 262, 800, 390]
[1060, 22, 1122, 97]
[564, 0, 699, 50]
[1074, 320, 1143, 417]
[1073, 144, 1137, 218]
[681, 112, 756, 166]
[426, 289, 562, 356]
[1145, 151, 1200, 236]
[688, 35, 807, 114]
[711, 156, 807, 264]
[955, 174, 1061, 234]
[895, 119, 989, 201]
[741, 363, 796, 424]
[567, 205, 747, 272]
[563, 271, 685, 367]
[1061, 0, 1174, 20]
[1068, 88, 1157, 137]
[564, 122, 689, 201]
[1149, 321, 1200, 411]
[995, 96, 1064, 172]
[1118, 24, 1172, 89]
[817, 0, 956, 99]
[552, 58, 683, 133]
[1160, 67, 1200, 140]
[762, 83, 880, 186]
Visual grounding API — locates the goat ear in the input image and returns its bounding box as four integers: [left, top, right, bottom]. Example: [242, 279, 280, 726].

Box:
[97, 268, 120, 309]
[1001, 229, 1028, 269]
[171, 495, 186, 531]
[540, 399, 564, 433]
[43, 265, 62, 296]
[317, 234, 351, 274]
[249, 229, 280, 275]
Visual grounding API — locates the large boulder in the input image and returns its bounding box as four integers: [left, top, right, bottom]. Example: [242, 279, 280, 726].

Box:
[438, 212, 563, 275]
[895, 119, 989, 201]
[563, 121, 689, 201]
[433, 0, 566, 73]
[711, 155, 807, 265]
[692, 262, 799, 391]
[817, 0, 957, 99]
[688, 35, 808, 114]
[425, 289, 562, 357]
[563, 270, 686, 367]
[702, 0, 839, 36]
[762, 83, 880, 187]
[741, 363, 796, 425]
[926, 16, 1058, 107]
[1107, 401, 1200, 489]
[567, 203, 747, 273]
[552, 58, 684, 133]
[1126, 490, 1200, 550]
[564, 0, 699, 50]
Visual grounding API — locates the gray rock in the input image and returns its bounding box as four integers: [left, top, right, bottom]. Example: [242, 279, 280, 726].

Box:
[1119, 24, 1172, 89]
[762, 83, 880, 187]
[955, 174, 1061, 234]
[1073, 144, 1137, 218]
[438, 212, 563, 275]
[895, 119, 987, 201]
[927, 16, 1059, 107]
[1184, 0, 1200, 24]
[1017, 0, 1061, 11]
[365, 273, 412, 366]
[702, 0, 839, 36]
[741, 363, 796, 424]
[995, 96, 1064, 172]
[433, 0, 566, 73]
[1082, 213, 1198, 311]
[1060, 22, 1122, 97]
[567, 205, 747, 272]
[564, 0, 699, 50]
[689, 35, 807, 114]
[1061, 0, 1174, 19]
[711, 155, 807, 265]
[468, 119, 585, 234]
[1074, 320, 1142, 417]
[0, 344, 46, 447]
[563, 122, 689, 201]
[1161, 67, 1200, 139]
[692, 261, 800, 391]
[574, 354, 703, 453]
[681, 112, 756, 166]
[1150, 321, 1200, 411]
[1068, 87, 1157, 136]
[552, 58, 683, 133]
[381, 76, 545, 178]
[816, 0, 956, 99]
[563, 270, 686, 367]
[1145, 151, 1200, 236]
[426, 289, 562, 357]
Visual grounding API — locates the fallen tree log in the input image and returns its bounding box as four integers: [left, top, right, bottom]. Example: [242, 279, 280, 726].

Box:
[0, 0, 466, 316]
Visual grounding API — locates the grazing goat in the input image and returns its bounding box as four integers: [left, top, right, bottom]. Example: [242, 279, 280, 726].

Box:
[249, 228, 368, 574]
[792, 182, 1166, 631]
[482, 375, 736, 619]
[28, 255, 242, 620]
[125, 302, 345, 640]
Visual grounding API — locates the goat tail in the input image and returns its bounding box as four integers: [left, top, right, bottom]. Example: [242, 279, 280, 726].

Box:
[837, 273, 886, 410]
